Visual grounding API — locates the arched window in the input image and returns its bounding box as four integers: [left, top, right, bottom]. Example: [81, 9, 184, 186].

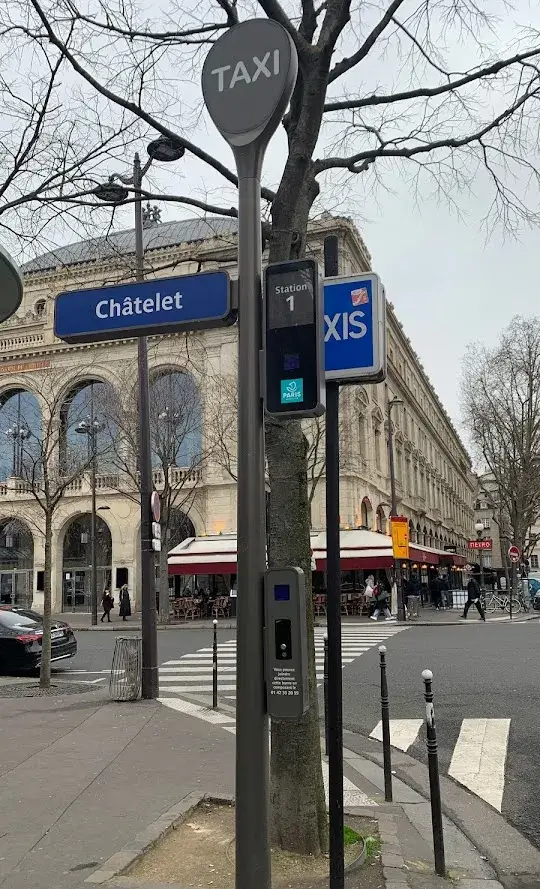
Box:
[361, 497, 372, 529]
[376, 505, 385, 533]
[409, 520, 415, 543]
[151, 371, 202, 469]
[0, 389, 42, 481]
[423, 525, 428, 546]
[60, 379, 116, 473]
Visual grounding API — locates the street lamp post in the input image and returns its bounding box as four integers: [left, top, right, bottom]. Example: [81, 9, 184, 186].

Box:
[94, 136, 185, 698]
[475, 520, 485, 592]
[76, 385, 104, 625]
[387, 395, 405, 620]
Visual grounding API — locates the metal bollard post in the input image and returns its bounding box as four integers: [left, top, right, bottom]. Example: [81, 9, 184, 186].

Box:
[378, 646, 392, 802]
[422, 669, 446, 877]
[212, 619, 218, 709]
[323, 633, 329, 756]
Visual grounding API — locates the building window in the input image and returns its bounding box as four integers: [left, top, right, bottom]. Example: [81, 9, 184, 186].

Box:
[482, 518, 490, 530]
[34, 299, 46, 317]
[483, 554, 492, 568]
[531, 555, 539, 569]
[374, 423, 382, 471]
[358, 415, 366, 459]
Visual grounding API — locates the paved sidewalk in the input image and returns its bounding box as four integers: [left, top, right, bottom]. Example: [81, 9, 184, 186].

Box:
[0, 690, 234, 889]
[2, 689, 539, 889]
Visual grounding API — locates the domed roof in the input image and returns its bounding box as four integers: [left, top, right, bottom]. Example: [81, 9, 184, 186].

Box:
[21, 216, 238, 274]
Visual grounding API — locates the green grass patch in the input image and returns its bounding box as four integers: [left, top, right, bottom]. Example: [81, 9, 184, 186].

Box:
[343, 825, 362, 846]
[364, 835, 381, 861]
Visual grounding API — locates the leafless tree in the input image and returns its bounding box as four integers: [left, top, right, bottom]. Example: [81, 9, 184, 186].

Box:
[462, 317, 540, 579]
[101, 353, 208, 619]
[7, 370, 103, 688]
[3, 0, 540, 854]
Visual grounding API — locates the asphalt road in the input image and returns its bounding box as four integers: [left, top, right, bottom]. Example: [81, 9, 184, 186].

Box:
[50, 619, 540, 851]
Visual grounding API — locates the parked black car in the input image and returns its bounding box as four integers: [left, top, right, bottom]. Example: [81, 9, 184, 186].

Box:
[0, 607, 77, 673]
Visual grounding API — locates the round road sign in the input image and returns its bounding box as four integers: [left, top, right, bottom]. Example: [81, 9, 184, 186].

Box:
[508, 545, 520, 563]
[202, 18, 298, 148]
[0, 244, 23, 324]
[150, 491, 161, 523]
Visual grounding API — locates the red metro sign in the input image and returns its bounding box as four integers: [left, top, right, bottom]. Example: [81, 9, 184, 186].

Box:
[468, 538, 492, 550]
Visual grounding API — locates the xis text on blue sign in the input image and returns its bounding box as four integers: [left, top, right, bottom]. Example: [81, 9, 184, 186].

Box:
[54, 270, 234, 343]
[323, 273, 386, 383]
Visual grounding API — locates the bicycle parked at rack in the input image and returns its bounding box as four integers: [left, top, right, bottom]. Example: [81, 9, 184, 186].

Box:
[483, 592, 522, 614]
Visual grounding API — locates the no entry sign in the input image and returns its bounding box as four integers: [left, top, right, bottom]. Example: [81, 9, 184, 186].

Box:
[508, 545, 520, 563]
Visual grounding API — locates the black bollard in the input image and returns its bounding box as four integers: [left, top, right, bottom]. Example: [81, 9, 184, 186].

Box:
[422, 669, 446, 877]
[323, 633, 329, 756]
[378, 645, 393, 802]
[212, 618, 218, 709]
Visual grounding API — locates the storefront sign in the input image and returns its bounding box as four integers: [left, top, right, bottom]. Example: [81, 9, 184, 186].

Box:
[0, 359, 50, 374]
[390, 516, 410, 560]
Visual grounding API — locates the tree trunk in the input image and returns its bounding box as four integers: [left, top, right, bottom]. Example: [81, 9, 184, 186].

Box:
[265, 161, 327, 853]
[39, 510, 53, 689]
[267, 418, 328, 854]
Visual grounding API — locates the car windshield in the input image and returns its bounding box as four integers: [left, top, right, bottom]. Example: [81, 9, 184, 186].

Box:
[0, 610, 40, 629]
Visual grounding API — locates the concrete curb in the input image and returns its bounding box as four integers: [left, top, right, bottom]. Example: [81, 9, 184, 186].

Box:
[85, 792, 235, 884]
[343, 731, 540, 889]
[68, 622, 238, 632]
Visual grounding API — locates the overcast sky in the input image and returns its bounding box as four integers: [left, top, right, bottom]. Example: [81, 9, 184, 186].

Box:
[6, 0, 540, 446]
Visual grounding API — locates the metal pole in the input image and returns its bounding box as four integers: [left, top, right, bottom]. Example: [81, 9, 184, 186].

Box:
[212, 618, 218, 709]
[15, 393, 21, 476]
[90, 384, 98, 626]
[134, 153, 158, 700]
[511, 560, 517, 620]
[323, 632, 329, 757]
[388, 398, 405, 622]
[378, 645, 392, 802]
[235, 165, 269, 889]
[422, 669, 446, 877]
[324, 234, 344, 889]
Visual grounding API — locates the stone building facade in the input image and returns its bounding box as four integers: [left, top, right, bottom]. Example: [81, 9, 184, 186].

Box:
[0, 212, 475, 611]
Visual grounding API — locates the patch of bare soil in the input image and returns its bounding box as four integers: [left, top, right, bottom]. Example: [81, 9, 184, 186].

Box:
[128, 802, 384, 888]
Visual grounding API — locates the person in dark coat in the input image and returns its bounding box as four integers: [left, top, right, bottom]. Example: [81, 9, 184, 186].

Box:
[119, 584, 132, 621]
[462, 572, 486, 621]
[101, 590, 114, 622]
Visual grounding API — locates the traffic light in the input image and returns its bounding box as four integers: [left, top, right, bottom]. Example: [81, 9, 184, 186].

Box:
[264, 258, 325, 418]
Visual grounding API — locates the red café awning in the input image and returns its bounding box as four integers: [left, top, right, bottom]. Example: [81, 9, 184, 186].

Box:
[168, 530, 466, 575]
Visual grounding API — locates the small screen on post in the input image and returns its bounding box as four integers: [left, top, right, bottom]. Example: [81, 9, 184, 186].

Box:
[274, 584, 290, 602]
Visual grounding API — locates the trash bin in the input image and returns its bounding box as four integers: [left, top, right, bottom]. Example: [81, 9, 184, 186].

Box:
[109, 636, 142, 701]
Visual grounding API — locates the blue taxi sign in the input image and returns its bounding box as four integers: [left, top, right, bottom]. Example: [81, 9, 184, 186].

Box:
[323, 273, 386, 383]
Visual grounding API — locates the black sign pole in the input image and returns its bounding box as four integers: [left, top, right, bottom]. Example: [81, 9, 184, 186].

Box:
[324, 234, 344, 889]
[201, 21, 298, 889]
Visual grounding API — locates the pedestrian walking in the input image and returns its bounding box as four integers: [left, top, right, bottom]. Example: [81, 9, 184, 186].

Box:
[100, 589, 114, 623]
[370, 579, 396, 621]
[461, 572, 486, 621]
[119, 584, 131, 621]
[431, 574, 442, 610]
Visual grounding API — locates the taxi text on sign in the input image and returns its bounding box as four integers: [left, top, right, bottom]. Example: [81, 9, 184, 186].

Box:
[390, 516, 410, 560]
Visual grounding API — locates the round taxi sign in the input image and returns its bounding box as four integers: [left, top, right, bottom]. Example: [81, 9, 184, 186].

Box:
[508, 545, 520, 563]
[150, 491, 160, 523]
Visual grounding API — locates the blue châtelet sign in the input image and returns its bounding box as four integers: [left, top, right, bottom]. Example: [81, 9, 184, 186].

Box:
[54, 270, 234, 343]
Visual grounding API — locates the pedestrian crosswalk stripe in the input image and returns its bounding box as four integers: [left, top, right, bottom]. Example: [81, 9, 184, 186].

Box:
[448, 718, 510, 812]
[158, 624, 408, 704]
[370, 719, 424, 752]
[369, 716, 511, 812]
